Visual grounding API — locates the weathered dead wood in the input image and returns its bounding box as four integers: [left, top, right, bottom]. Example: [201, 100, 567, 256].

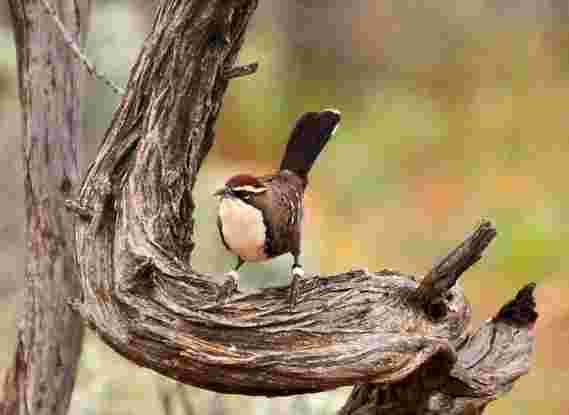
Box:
[2, 0, 87, 413]
[339, 283, 537, 414]
[417, 221, 497, 304]
[67, 0, 537, 410]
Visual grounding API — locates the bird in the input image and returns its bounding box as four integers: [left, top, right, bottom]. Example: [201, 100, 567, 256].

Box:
[214, 109, 341, 309]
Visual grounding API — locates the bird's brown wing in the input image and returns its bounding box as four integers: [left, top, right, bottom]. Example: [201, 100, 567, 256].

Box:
[254, 173, 303, 258]
[216, 214, 230, 252]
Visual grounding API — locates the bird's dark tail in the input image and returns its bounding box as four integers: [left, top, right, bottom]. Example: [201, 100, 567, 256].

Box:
[279, 109, 341, 180]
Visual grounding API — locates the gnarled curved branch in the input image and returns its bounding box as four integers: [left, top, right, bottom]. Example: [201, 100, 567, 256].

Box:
[339, 283, 538, 414]
[69, 0, 537, 408]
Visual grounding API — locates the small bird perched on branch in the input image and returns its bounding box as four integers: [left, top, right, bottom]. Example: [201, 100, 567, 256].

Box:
[214, 109, 341, 309]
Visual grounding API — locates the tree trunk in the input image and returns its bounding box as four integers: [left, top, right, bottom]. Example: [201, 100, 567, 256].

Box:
[2, 1, 86, 413]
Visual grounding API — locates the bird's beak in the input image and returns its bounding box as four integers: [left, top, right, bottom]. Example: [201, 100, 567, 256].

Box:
[213, 187, 227, 197]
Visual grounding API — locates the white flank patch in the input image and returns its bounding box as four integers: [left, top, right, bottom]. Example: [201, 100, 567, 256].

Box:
[219, 197, 268, 262]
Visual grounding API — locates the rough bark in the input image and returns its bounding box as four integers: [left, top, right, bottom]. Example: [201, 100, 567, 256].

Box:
[65, 0, 537, 412]
[339, 283, 537, 414]
[2, 1, 86, 414]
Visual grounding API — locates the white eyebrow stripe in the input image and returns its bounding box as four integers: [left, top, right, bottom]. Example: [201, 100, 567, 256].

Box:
[233, 185, 267, 194]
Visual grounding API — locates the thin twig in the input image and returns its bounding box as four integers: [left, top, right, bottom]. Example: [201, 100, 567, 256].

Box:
[223, 62, 259, 80]
[40, 0, 125, 95]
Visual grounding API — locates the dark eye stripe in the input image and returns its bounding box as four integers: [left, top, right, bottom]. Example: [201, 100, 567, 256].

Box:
[233, 190, 252, 199]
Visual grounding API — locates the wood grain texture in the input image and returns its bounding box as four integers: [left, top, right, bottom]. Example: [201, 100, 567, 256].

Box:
[339, 283, 537, 414]
[2, 0, 86, 413]
[67, 0, 537, 411]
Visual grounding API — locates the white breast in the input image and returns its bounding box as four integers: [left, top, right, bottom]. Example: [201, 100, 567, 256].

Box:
[218, 197, 268, 262]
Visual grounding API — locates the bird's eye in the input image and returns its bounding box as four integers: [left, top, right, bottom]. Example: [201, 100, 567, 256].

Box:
[234, 190, 251, 200]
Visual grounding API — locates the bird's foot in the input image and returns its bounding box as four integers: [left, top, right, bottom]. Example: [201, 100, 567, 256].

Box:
[217, 270, 240, 303]
[288, 265, 305, 312]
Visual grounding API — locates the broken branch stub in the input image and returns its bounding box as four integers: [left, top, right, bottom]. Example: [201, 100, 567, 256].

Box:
[416, 220, 497, 304]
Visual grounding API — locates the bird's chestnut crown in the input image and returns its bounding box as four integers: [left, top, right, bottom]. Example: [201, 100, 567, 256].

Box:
[214, 174, 267, 198]
[225, 174, 263, 189]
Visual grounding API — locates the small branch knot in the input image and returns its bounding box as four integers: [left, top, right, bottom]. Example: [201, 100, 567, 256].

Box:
[64, 199, 94, 220]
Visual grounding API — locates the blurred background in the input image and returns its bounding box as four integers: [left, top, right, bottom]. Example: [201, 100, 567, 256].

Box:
[0, 1, 567, 414]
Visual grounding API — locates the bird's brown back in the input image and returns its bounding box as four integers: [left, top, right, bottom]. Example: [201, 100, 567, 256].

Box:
[250, 170, 305, 258]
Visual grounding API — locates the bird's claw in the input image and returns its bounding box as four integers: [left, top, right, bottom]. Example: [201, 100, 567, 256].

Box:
[288, 265, 305, 312]
[217, 270, 240, 303]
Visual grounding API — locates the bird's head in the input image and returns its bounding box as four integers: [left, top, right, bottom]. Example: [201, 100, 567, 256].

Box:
[214, 174, 267, 201]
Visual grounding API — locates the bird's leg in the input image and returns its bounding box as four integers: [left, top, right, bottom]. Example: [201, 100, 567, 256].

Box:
[288, 256, 305, 311]
[218, 258, 244, 303]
